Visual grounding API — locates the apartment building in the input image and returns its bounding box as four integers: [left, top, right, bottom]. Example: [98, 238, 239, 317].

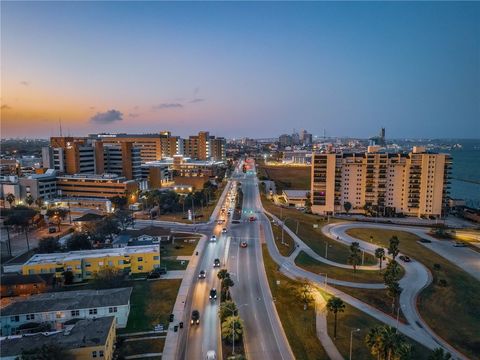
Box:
[44, 136, 97, 174]
[56, 173, 139, 199]
[310, 146, 451, 217]
[0, 317, 116, 360]
[22, 245, 160, 281]
[1, 288, 131, 335]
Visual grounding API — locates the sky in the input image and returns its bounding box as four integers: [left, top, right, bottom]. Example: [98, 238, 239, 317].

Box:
[1, 1, 479, 139]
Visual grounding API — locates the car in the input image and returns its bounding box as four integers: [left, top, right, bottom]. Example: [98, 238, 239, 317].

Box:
[399, 255, 411, 262]
[217, 219, 224, 225]
[227, 211, 232, 216]
[206, 350, 217, 360]
[213, 258, 221, 267]
[453, 241, 467, 247]
[198, 270, 206, 279]
[209, 288, 217, 300]
[419, 238, 432, 243]
[210, 235, 217, 242]
[221, 208, 225, 213]
[191, 310, 200, 325]
[249, 216, 256, 222]
[147, 271, 160, 279]
[240, 241, 248, 248]
[222, 228, 227, 234]
[48, 226, 57, 233]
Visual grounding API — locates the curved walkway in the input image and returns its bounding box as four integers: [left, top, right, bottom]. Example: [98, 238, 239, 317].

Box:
[258, 202, 467, 358]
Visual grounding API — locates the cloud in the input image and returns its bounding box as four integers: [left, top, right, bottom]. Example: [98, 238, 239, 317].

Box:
[190, 98, 205, 103]
[153, 103, 184, 110]
[90, 109, 123, 124]
[1, 104, 12, 110]
[20, 81, 29, 86]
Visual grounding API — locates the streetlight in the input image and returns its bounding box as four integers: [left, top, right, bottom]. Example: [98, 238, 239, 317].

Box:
[318, 273, 328, 289]
[395, 305, 406, 332]
[349, 328, 361, 360]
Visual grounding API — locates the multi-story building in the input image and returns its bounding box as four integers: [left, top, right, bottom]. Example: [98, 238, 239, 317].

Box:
[56, 173, 139, 199]
[310, 146, 451, 218]
[19, 169, 58, 201]
[101, 142, 142, 180]
[22, 245, 160, 281]
[0, 316, 117, 360]
[43, 136, 97, 174]
[1, 287, 131, 335]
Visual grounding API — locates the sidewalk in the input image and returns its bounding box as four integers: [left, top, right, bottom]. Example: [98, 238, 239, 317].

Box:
[314, 293, 343, 360]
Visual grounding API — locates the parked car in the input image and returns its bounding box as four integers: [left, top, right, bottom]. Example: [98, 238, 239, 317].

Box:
[399, 255, 411, 262]
[191, 310, 200, 325]
[209, 288, 217, 300]
[213, 258, 221, 267]
[419, 238, 432, 243]
[198, 270, 206, 279]
[240, 241, 248, 248]
[48, 226, 57, 233]
[453, 241, 467, 247]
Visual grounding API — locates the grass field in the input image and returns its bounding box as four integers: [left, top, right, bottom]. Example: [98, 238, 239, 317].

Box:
[323, 293, 431, 360]
[258, 165, 310, 192]
[346, 228, 480, 359]
[266, 213, 296, 257]
[118, 338, 165, 358]
[261, 196, 376, 265]
[122, 279, 181, 333]
[262, 244, 328, 359]
[161, 258, 189, 270]
[295, 251, 392, 284]
[161, 235, 200, 257]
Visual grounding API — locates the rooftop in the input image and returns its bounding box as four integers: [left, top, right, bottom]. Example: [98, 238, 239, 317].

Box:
[1, 288, 132, 316]
[1, 273, 54, 286]
[283, 190, 309, 198]
[0, 316, 115, 357]
[23, 245, 160, 266]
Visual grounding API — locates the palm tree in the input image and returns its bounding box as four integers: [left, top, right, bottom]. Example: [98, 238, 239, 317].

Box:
[388, 236, 400, 260]
[217, 269, 230, 281]
[219, 301, 238, 322]
[5, 193, 15, 207]
[343, 201, 352, 213]
[365, 325, 409, 360]
[326, 296, 345, 339]
[375, 248, 385, 270]
[386, 282, 402, 314]
[221, 315, 244, 344]
[383, 260, 402, 284]
[35, 197, 44, 208]
[25, 195, 34, 207]
[428, 348, 452, 360]
[348, 242, 362, 273]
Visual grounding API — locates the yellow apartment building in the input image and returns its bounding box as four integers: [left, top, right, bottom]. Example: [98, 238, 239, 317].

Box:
[22, 245, 160, 281]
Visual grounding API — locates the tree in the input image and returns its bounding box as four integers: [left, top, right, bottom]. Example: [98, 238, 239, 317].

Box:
[428, 348, 452, 360]
[305, 192, 312, 213]
[221, 315, 244, 344]
[66, 233, 92, 251]
[35, 197, 44, 208]
[348, 242, 362, 273]
[92, 266, 125, 288]
[344, 201, 352, 213]
[326, 296, 345, 339]
[115, 209, 134, 231]
[295, 278, 314, 310]
[375, 247, 385, 270]
[63, 270, 75, 285]
[5, 193, 15, 207]
[25, 194, 34, 207]
[383, 260, 402, 285]
[19, 343, 68, 360]
[217, 269, 230, 281]
[365, 325, 410, 360]
[386, 281, 402, 314]
[46, 208, 69, 231]
[219, 300, 238, 322]
[388, 236, 400, 260]
[38, 237, 61, 253]
[110, 195, 128, 210]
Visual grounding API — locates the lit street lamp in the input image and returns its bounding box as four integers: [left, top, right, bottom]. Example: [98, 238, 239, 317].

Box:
[349, 328, 361, 360]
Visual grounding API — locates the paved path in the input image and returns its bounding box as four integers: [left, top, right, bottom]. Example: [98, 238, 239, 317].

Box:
[314, 293, 343, 360]
[161, 270, 186, 280]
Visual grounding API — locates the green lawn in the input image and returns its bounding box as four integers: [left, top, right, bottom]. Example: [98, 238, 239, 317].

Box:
[118, 338, 165, 358]
[258, 165, 311, 192]
[346, 228, 480, 359]
[122, 279, 181, 333]
[265, 213, 296, 257]
[295, 251, 393, 284]
[161, 236, 199, 257]
[262, 244, 328, 359]
[161, 258, 189, 270]
[323, 292, 431, 360]
[261, 196, 376, 265]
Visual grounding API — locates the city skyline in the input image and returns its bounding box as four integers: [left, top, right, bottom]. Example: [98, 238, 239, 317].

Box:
[1, 2, 479, 139]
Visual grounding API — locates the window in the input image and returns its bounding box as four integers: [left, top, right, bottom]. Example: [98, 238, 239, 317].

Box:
[26, 314, 35, 321]
[118, 260, 124, 265]
[153, 256, 159, 260]
[99, 350, 104, 357]
[138, 257, 143, 262]
[92, 351, 97, 358]
[28, 269, 35, 275]
[71, 310, 80, 316]
[89, 308, 98, 315]
[10, 315, 19, 322]
[138, 266, 144, 271]
[109, 307, 118, 313]
[85, 262, 91, 267]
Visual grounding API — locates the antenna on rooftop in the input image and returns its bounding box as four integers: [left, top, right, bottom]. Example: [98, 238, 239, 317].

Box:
[59, 118, 63, 137]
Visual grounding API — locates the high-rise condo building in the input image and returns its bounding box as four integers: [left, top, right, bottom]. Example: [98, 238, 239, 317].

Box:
[311, 146, 451, 218]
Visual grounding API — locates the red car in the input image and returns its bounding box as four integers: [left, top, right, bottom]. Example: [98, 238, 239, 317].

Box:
[240, 241, 248, 248]
[249, 216, 256, 222]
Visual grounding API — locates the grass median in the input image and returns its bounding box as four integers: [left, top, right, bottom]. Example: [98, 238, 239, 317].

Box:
[346, 227, 480, 359]
[262, 244, 328, 359]
[261, 195, 376, 265]
[265, 213, 296, 257]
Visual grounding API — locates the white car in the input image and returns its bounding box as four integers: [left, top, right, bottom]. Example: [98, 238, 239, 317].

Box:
[210, 235, 217, 242]
[206, 350, 217, 360]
